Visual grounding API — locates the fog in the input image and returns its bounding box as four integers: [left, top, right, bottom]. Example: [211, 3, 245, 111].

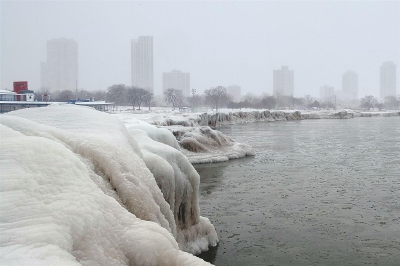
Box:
[1, 0, 399, 97]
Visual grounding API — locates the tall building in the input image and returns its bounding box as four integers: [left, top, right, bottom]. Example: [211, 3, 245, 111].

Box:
[342, 70, 358, 100]
[320, 85, 335, 102]
[41, 38, 78, 91]
[380, 61, 397, 101]
[162, 70, 190, 97]
[227, 85, 241, 102]
[273, 66, 294, 96]
[131, 36, 153, 93]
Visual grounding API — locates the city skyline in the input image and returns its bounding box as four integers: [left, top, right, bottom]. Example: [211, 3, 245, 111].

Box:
[1, 1, 399, 98]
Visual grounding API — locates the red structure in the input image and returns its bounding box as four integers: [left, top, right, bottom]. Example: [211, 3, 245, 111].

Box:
[13, 81, 28, 101]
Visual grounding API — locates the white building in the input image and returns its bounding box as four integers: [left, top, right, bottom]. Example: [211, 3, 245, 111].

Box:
[131, 36, 153, 93]
[380, 61, 397, 101]
[162, 70, 190, 97]
[342, 70, 358, 100]
[273, 66, 294, 96]
[320, 85, 335, 102]
[227, 85, 241, 102]
[41, 38, 78, 91]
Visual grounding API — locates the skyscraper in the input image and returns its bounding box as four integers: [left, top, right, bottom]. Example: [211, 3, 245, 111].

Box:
[131, 36, 153, 93]
[41, 38, 78, 91]
[273, 66, 294, 96]
[320, 85, 335, 102]
[162, 70, 190, 97]
[380, 61, 397, 101]
[227, 85, 241, 102]
[342, 70, 358, 100]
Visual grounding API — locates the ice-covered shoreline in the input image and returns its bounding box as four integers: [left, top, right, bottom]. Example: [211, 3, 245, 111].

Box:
[116, 108, 399, 164]
[1, 105, 217, 265]
[116, 108, 400, 129]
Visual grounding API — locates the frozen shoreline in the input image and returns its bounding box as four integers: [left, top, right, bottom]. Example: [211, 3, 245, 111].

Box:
[115, 108, 399, 164]
[116, 108, 400, 129]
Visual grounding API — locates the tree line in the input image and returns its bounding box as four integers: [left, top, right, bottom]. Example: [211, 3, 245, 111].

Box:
[35, 85, 400, 111]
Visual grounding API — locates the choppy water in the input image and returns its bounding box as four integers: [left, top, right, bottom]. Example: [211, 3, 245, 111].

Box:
[196, 117, 400, 266]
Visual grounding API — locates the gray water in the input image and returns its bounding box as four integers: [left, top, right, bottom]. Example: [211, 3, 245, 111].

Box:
[196, 117, 400, 266]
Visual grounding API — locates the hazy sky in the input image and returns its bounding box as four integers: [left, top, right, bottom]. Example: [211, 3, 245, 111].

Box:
[1, 0, 399, 97]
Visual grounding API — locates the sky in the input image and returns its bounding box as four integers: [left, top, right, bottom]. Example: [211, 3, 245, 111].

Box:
[1, 0, 399, 98]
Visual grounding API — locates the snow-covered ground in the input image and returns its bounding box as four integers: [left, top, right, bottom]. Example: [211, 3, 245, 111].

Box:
[0, 105, 217, 265]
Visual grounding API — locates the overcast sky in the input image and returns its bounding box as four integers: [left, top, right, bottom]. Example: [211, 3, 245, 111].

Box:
[1, 0, 399, 97]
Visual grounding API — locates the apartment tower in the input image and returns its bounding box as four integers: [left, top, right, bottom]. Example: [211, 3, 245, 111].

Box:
[162, 70, 190, 97]
[342, 70, 358, 100]
[131, 36, 153, 93]
[380, 61, 397, 101]
[273, 66, 294, 96]
[41, 38, 78, 91]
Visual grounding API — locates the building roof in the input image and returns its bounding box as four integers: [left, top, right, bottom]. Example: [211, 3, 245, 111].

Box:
[0, 90, 16, 94]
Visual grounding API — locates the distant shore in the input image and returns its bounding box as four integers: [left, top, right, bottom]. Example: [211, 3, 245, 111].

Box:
[116, 108, 400, 129]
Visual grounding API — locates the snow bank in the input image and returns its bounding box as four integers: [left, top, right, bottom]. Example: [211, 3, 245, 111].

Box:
[1, 105, 215, 265]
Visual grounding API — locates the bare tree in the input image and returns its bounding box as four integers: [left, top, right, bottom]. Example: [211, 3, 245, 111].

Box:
[360, 95, 378, 110]
[106, 84, 127, 106]
[260, 96, 277, 109]
[384, 96, 400, 110]
[204, 86, 229, 111]
[164, 88, 184, 110]
[143, 91, 154, 110]
[56, 90, 75, 102]
[188, 94, 202, 109]
[304, 95, 314, 108]
[92, 90, 106, 101]
[126, 87, 153, 110]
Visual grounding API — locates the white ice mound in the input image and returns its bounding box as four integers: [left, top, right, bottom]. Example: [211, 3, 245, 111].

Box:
[125, 127, 218, 253]
[0, 105, 214, 265]
[170, 126, 255, 164]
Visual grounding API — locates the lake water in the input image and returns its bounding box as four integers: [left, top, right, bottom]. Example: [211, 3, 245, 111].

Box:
[196, 117, 400, 266]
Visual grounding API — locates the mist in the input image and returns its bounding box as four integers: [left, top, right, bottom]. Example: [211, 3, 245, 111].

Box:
[1, 0, 399, 98]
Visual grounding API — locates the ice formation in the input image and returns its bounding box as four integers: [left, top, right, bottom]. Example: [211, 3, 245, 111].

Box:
[0, 105, 216, 265]
[116, 113, 256, 164]
[168, 126, 255, 164]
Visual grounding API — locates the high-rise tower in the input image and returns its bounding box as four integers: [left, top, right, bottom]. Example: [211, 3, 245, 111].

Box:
[162, 70, 190, 97]
[380, 61, 397, 101]
[41, 38, 78, 91]
[342, 70, 358, 100]
[131, 36, 153, 93]
[273, 66, 294, 96]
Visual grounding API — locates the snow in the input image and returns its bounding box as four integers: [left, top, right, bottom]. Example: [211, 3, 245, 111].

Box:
[115, 110, 256, 164]
[115, 108, 400, 128]
[1, 105, 215, 265]
[167, 126, 255, 164]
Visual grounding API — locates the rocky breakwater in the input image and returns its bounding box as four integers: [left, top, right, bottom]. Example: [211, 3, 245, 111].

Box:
[198, 110, 302, 128]
[155, 110, 359, 129]
[301, 110, 354, 119]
